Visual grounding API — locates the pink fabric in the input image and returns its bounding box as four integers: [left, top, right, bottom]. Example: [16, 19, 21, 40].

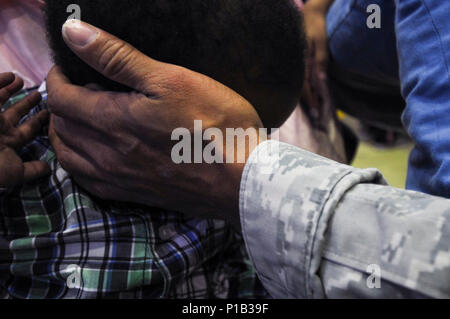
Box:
[278, 105, 318, 152]
[277, 104, 346, 163]
[0, 0, 53, 88]
[278, 1, 347, 163]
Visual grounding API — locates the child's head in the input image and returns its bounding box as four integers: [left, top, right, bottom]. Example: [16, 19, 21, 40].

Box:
[45, 0, 306, 128]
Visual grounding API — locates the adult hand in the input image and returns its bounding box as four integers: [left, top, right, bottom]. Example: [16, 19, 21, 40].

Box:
[0, 72, 50, 188]
[47, 20, 264, 229]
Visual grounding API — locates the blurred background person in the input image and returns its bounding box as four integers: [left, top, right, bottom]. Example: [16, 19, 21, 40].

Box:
[0, 0, 52, 89]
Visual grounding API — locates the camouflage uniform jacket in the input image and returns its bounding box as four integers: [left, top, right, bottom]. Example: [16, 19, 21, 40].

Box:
[240, 141, 450, 298]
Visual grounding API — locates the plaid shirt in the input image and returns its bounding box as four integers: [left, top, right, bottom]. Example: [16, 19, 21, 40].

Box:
[0, 84, 267, 299]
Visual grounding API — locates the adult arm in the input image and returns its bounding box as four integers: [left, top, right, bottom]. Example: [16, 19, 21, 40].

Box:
[48, 21, 450, 299]
[396, 0, 450, 197]
[47, 20, 263, 224]
[242, 140, 450, 298]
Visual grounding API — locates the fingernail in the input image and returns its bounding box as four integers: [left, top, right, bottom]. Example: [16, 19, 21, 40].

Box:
[62, 19, 99, 47]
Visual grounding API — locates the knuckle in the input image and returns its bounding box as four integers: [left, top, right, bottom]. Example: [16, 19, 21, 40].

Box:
[98, 40, 135, 79]
[149, 67, 189, 95]
[55, 147, 76, 174]
[57, 152, 72, 172]
[118, 136, 140, 157]
[95, 94, 125, 133]
[46, 90, 62, 114]
[46, 85, 57, 103]
[99, 155, 116, 175]
[97, 151, 128, 180]
[53, 119, 70, 141]
[163, 69, 189, 90]
[102, 163, 114, 175]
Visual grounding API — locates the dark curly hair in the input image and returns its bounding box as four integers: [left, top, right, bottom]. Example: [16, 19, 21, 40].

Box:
[44, 0, 306, 128]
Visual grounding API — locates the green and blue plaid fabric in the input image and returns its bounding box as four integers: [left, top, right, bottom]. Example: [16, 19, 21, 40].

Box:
[0, 84, 267, 299]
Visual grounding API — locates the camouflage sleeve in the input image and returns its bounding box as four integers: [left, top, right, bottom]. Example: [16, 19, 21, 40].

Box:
[240, 140, 450, 299]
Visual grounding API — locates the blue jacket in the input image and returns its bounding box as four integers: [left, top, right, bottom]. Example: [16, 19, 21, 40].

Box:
[327, 0, 450, 197]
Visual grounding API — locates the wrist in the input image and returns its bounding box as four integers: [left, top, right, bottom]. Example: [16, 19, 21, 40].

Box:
[218, 129, 266, 230]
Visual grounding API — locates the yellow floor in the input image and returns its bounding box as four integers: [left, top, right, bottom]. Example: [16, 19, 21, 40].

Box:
[351, 142, 414, 188]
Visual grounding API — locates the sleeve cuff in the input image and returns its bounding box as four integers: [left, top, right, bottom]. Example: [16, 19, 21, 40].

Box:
[239, 140, 386, 298]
